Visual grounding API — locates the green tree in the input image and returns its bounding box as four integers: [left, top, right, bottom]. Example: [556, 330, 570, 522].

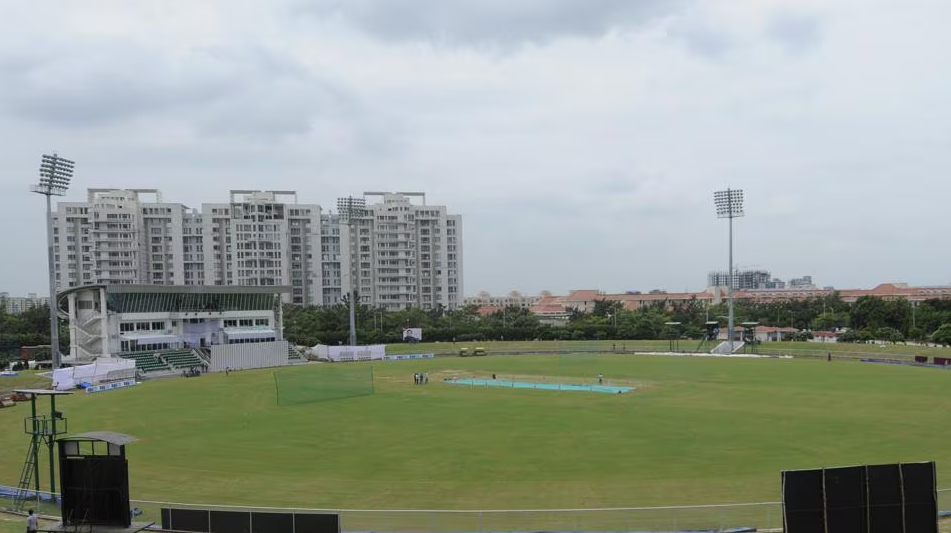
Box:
[930, 323, 951, 346]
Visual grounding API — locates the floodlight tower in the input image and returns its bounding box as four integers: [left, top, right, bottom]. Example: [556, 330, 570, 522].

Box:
[31, 153, 74, 369]
[337, 195, 366, 347]
[714, 188, 744, 354]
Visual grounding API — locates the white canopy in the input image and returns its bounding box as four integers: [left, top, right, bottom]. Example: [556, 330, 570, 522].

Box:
[225, 329, 276, 340]
[52, 358, 136, 391]
[121, 334, 180, 344]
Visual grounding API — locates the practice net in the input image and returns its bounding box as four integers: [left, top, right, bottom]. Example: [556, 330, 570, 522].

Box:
[274, 364, 375, 406]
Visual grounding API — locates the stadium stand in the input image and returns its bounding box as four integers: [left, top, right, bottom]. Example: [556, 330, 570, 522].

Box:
[287, 345, 304, 363]
[159, 349, 207, 370]
[120, 352, 171, 373]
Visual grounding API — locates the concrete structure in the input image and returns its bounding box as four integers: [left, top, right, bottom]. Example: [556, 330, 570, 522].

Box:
[57, 284, 287, 362]
[789, 275, 816, 289]
[463, 290, 543, 309]
[52, 189, 188, 289]
[199, 191, 323, 305]
[51, 189, 463, 309]
[1, 292, 50, 314]
[708, 269, 772, 290]
[341, 192, 463, 311]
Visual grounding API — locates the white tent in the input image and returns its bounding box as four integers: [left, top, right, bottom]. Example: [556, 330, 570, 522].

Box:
[52, 358, 136, 391]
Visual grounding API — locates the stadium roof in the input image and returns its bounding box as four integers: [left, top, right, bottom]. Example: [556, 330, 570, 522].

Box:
[13, 389, 72, 396]
[58, 284, 291, 314]
[60, 283, 291, 296]
[61, 431, 139, 446]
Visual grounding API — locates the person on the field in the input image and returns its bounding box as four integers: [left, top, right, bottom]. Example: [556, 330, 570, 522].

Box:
[27, 509, 38, 533]
[598, 373, 604, 385]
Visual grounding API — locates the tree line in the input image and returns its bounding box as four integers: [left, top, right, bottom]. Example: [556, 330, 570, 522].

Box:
[283, 293, 951, 346]
[5, 293, 951, 366]
[0, 303, 68, 366]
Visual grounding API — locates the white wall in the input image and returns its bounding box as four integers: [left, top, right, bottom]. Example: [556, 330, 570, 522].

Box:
[208, 341, 289, 372]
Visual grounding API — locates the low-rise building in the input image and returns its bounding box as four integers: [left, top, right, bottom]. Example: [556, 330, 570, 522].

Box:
[57, 284, 296, 372]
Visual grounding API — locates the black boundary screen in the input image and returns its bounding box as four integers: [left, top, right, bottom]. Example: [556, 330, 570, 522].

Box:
[824, 466, 866, 533]
[783, 469, 825, 533]
[902, 462, 938, 533]
[867, 464, 903, 533]
[783, 462, 937, 533]
[252, 512, 294, 533]
[294, 513, 340, 533]
[168, 509, 211, 532]
[210, 510, 251, 533]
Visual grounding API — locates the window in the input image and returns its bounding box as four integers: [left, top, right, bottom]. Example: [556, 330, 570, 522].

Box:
[120, 323, 134, 332]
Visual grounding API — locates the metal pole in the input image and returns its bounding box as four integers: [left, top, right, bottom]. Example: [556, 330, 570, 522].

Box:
[728, 203, 735, 354]
[49, 395, 57, 495]
[30, 395, 40, 494]
[347, 217, 357, 347]
[46, 194, 61, 369]
[348, 287, 357, 347]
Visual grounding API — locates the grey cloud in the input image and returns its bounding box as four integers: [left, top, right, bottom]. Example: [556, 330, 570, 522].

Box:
[766, 11, 823, 53]
[670, 23, 736, 58]
[0, 39, 353, 139]
[0, 42, 223, 126]
[298, 0, 688, 46]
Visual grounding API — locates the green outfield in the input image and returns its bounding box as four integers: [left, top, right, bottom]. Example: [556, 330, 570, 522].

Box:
[1, 348, 949, 530]
[384, 338, 951, 359]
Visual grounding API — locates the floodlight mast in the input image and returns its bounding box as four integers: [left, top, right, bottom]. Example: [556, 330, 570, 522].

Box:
[31, 154, 74, 370]
[713, 188, 744, 355]
[337, 196, 366, 347]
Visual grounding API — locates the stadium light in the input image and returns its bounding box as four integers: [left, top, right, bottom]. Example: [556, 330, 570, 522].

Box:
[337, 196, 366, 347]
[31, 153, 75, 370]
[713, 188, 744, 355]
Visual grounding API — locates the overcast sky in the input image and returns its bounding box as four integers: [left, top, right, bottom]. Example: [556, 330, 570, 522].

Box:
[1, 0, 949, 297]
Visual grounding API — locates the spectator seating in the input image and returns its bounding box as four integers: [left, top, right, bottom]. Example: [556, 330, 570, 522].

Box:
[288, 345, 304, 362]
[120, 352, 171, 373]
[160, 349, 206, 370]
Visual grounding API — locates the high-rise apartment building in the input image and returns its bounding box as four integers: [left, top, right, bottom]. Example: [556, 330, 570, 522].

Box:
[707, 269, 772, 290]
[0, 292, 50, 314]
[339, 192, 463, 311]
[51, 189, 462, 309]
[199, 191, 323, 305]
[52, 189, 190, 288]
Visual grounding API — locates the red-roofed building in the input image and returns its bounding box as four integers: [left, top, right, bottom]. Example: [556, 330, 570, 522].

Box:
[810, 331, 840, 343]
[468, 282, 951, 325]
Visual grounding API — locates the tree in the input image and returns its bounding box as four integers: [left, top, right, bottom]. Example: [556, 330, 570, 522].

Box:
[875, 327, 904, 344]
[811, 312, 849, 332]
[931, 323, 951, 347]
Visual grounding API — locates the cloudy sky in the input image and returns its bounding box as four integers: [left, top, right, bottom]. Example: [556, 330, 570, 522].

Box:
[1, 0, 949, 297]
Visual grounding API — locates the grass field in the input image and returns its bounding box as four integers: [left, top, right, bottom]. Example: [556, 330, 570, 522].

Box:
[385, 338, 951, 359]
[1, 348, 950, 530]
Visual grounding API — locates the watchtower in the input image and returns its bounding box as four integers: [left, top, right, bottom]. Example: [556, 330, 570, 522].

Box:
[695, 321, 720, 352]
[741, 322, 759, 354]
[13, 389, 71, 512]
[664, 322, 682, 352]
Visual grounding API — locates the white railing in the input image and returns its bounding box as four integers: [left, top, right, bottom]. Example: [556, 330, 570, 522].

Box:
[2, 486, 949, 532]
